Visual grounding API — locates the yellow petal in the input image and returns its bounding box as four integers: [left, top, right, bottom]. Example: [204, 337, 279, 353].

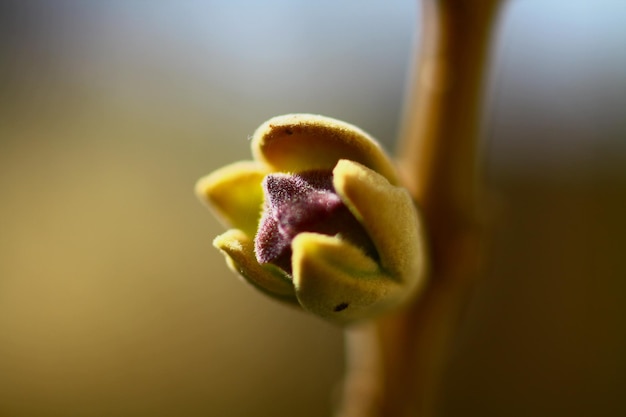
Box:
[333, 159, 428, 294]
[195, 161, 267, 236]
[291, 232, 410, 325]
[251, 114, 399, 184]
[213, 229, 297, 303]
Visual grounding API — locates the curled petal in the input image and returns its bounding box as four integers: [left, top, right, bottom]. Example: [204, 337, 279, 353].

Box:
[213, 229, 297, 303]
[195, 161, 267, 236]
[291, 233, 410, 325]
[251, 114, 399, 184]
[333, 159, 427, 293]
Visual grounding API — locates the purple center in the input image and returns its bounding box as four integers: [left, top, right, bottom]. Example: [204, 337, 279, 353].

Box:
[254, 170, 376, 275]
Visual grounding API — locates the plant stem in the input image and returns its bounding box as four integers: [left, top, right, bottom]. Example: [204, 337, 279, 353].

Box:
[337, 1, 502, 416]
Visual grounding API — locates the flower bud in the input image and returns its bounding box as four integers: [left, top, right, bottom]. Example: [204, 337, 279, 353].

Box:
[195, 114, 428, 325]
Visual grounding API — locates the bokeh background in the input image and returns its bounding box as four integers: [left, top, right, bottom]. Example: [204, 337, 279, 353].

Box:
[1, 1, 625, 416]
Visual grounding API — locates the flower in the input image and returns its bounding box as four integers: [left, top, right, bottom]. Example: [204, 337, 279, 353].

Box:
[195, 114, 427, 325]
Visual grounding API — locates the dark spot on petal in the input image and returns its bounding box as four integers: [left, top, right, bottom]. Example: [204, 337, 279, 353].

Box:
[334, 302, 349, 312]
[284, 128, 294, 135]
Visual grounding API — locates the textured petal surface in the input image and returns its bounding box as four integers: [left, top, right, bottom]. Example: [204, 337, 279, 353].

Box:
[195, 161, 267, 236]
[255, 170, 376, 274]
[291, 233, 409, 325]
[333, 159, 427, 294]
[251, 114, 399, 184]
[213, 229, 297, 303]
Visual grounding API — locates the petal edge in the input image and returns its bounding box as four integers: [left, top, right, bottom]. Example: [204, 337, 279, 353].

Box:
[213, 229, 297, 303]
[333, 159, 428, 294]
[195, 161, 267, 235]
[292, 232, 408, 325]
[251, 114, 399, 184]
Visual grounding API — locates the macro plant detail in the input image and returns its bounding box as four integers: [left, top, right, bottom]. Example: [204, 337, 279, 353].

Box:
[196, 114, 427, 325]
[197, 0, 502, 413]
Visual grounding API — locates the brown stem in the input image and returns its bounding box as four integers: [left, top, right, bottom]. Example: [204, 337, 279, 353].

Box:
[337, 1, 502, 416]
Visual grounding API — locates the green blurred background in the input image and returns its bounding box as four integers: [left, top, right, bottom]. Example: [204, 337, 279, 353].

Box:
[1, 1, 625, 416]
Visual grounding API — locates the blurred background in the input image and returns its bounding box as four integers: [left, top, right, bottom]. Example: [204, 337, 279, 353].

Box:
[1, 1, 625, 416]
